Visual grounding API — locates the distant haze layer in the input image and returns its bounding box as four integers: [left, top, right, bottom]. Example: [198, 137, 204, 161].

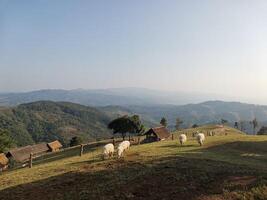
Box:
[1, 1, 267, 104]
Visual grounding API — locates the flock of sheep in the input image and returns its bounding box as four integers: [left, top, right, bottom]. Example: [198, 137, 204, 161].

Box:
[103, 140, 130, 159]
[103, 132, 206, 159]
[179, 132, 206, 146]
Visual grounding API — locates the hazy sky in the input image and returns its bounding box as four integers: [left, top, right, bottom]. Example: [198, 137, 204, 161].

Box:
[1, 1, 267, 103]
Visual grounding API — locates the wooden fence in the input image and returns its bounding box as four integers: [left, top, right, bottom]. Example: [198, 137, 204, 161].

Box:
[9, 136, 145, 170]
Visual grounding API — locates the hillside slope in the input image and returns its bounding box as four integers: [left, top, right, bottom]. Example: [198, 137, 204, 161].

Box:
[129, 101, 267, 131]
[0, 127, 267, 200]
[0, 101, 113, 146]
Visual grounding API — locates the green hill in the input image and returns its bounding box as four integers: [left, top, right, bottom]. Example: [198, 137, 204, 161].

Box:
[0, 101, 113, 147]
[1, 126, 267, 200]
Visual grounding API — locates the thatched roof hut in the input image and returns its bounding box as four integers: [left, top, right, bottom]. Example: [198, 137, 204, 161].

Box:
[0, 153, 8, 170]
[144, 126, 170, 141]
[47, 140, 63, 152]
[6, 143, 49, 163]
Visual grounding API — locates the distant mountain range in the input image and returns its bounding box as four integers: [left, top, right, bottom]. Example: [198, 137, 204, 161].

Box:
[0, 88, 232, 106]
[1, 88, 267, 140]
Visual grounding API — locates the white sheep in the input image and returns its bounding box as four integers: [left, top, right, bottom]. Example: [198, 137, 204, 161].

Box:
[179, 134, 187, 146]
[103, 143, 115, 159]
[196, 133, 205, 146]
[119, 140, 130, 150]
[117, 141, 130, 158]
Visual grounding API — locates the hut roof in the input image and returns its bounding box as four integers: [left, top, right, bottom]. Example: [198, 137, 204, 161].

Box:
[7, 143, 49, 163]
[47, 140, 63, 151]
[145, 126, 170, 140]
[0, 153, 8, 166]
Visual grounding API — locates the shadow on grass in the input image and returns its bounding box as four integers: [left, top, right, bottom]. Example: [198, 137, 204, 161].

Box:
[1, 152, 266, 200]
[175, 140, 267, 173]
[200, 140, 267, 154]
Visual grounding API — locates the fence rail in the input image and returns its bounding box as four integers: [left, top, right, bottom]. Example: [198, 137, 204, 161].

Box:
[3, 135, 145, 172]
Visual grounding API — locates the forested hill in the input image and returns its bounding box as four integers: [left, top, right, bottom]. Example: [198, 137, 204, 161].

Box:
[0, 101, 114, 147]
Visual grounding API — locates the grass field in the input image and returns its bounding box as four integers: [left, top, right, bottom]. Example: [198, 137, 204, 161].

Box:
[1, 125, 267, 200]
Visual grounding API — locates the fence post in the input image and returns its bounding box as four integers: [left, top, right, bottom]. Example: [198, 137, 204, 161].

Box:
[112, 138, 115, 146]
[80, 144, 84, 157]
[29, 153, 33, 168]
[172, 134, 174, 140]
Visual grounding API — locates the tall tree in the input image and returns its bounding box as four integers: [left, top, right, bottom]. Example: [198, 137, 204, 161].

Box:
[234, 122, 239, 129]
[69, 136, 83, 147]
[130, 115, 145, 135]
[251, 118, 258, 135]
[0, 129, 13, 153]
[175, 118, 183, 131]
[160, 117, 167, 127]
[108, 115, 145, 140]
[192, 124, 199, 128]
[221, 119, 228, 126]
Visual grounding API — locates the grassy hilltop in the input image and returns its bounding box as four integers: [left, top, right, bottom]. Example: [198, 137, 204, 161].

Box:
[1, 125, 267, 200]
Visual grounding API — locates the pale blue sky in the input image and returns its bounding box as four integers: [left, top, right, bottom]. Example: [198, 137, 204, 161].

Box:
[1, 1, 267, 103]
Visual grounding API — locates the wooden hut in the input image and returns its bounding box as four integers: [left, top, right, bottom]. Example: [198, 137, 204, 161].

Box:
[6, 143, 49, 163]
[144, 126, 170, 142]
[0, 153, 9, 171]
[47, 140, 63, 152]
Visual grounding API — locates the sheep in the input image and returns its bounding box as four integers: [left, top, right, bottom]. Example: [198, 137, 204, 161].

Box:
[196, 133, 205, 146]
[117, 140, 130, 158]
[103, 143, 115, 159]
[179, 134, 187, 146]
[117, 146, 125, 158]
[118, 140, 130, 150]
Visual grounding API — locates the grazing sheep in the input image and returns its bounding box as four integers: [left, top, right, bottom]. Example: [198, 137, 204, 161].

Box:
[119, 140, 130, 150]
[196, 133, 205, 146]
[117, 141, 130, 158]
[179, 134, 187, 146]
[103, 143, 114, 159]
[117, 146, 125, 158]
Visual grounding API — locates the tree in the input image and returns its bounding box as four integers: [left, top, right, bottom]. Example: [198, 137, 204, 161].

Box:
[257, 126, 267, 135]
[108, 115, 144, 140]
[250, 118, 258, 135]
[234, 122, 239, 129]
[221, 119, 228, 126]
[0, 129, 13, 153]
[175, 118, 183, 131]
[192, 124, 199, 128]
[130, 115, 145, 135]
[69, 136, 83, 147]
[160, 117, 167, 127]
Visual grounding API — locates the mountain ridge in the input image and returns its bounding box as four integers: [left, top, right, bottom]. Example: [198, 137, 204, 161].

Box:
[0, 88, 243, 107]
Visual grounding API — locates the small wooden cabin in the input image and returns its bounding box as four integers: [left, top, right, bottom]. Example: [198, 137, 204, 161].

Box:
[47, 140, 63, 152]
[144, 126, 170, 142]
[6, 143, 49, 163]
[0, 153, 9, 171]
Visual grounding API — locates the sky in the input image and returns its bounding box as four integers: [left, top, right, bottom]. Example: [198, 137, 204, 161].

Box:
[1, 0, 267, 104]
